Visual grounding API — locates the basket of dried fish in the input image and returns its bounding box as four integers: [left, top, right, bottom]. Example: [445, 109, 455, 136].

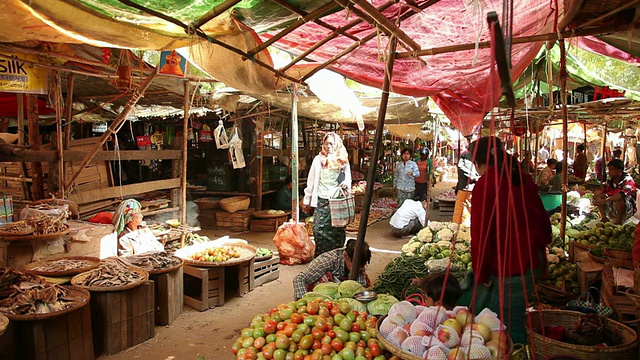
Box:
[0, 213, 70, 241]
[24, 256, 101, 277]
[0, 268, 45, 298]
[0, 221, 34, 236]
[120, 251, 183, 275]
[0, 313, 7, 336]
[71, 257, 149, 292]
[0, 283, 90, 321]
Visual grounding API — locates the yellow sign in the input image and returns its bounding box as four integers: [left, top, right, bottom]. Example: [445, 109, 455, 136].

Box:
[0, 53, 47, 94]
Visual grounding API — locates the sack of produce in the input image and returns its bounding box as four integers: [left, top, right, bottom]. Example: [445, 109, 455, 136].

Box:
[272, 221, 315, 265]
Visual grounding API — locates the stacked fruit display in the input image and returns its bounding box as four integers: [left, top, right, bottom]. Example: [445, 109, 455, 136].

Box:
[545, 247, 579, 295]
[571, 222, 635, 250]
[231, 298, 388, 360]
[189, 245, 241, 262]
[379, 301, 509, 360]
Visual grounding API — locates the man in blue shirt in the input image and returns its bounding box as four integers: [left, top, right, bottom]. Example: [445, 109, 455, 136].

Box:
[394, 148, 420, 207]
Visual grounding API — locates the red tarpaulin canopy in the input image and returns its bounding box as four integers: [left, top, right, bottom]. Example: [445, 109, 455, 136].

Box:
[0, 92, 55, 118]
[263, 0, 563, 135]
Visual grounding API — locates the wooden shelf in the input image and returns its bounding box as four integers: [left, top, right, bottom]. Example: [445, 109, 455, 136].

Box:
[194, 191, 254, 197]
[142, 206, 180, 216]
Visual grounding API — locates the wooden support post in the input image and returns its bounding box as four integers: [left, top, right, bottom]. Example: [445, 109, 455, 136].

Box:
[64, 73, 75, 150]
[16, 94, 29, 200]
[53, 71, 65, 198]
[350, 36, 397, 280]
[601, 124, 607, 182]
[64, 71, 158, 192]
[27, 94, 44, 200]
[254, 113, 265, 211]
[181, 81, 189, 224]
[559, 39, 569, 243]
[291, 90, 299, 223]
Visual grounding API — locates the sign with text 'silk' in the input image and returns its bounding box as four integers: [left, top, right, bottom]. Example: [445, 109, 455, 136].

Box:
[0, 53, 47, 94]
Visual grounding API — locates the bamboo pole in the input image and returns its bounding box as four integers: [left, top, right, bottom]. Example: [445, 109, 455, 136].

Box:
[191, 0, 242, 29]
[601, 124, 607, 182]
[181, 81, 189, 225]
[350, 36, 398, 280]
[559, 39, 569, 244]
[0, 175, 31, 182]
[16, 95, 24, 145]
[279, 0, 397, 72]
[64, 73, 75, 150]
[347, 0, 420, 50]
[425, 117, 438, 222]
[248, 2, 349, 57]
[270, 0, 359, 41]
[64, 71, 158, 192]
[395, 24, 628, 59]
[0, 43, 112, 69]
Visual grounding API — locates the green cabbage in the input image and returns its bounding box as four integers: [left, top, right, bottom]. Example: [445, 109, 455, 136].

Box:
[313, 282, 339, 298]
[338, 298, 367, 313]
[301, 292, 332, 302]
[366, 294, 399, 315]
[337, 280, 365, 299]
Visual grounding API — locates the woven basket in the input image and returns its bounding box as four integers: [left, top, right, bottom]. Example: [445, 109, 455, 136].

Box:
[604, 248, 632, 261]
[0, 313, 7, 336]
[194, 197, 220, 210]
[526, 310, 639, 360]
[219, 196, 250, 213]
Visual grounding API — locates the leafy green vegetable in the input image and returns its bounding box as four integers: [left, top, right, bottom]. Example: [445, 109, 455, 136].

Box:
[366, 294, 399, 315]
[337, 280, 365, 299]
[301, 292, 332, 302]
[338, 298, 367, 313]
[313, 282, 339, 299]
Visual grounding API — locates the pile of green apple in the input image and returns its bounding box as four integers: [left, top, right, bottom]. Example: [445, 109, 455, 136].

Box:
[547, 260, 579, 295]
[231, 298, 390, 360]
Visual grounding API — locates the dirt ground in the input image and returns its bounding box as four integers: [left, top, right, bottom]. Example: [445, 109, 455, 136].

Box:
[102, 179, 456, 360]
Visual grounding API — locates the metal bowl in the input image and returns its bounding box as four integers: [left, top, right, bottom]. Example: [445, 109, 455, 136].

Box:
[353, 290, 378, 303]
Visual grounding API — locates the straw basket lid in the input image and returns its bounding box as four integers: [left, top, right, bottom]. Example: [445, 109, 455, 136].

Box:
[0, 313, 8, 336]
[194, 197, 221, 210]
[219, 196, 251, 213]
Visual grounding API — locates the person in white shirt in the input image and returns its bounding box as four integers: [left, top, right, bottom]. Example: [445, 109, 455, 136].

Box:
[112, 199, 164, 257]
[389, 199, 427, 237]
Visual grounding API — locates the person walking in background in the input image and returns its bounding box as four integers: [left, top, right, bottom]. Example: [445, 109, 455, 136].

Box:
[453, 149, 479, 226]
[414, 148, 432, 201]
[394, 148, 420, 207]
[302, 132, 351, 257]
[538, 145, 549, 164]
[573, 144, 588, 180]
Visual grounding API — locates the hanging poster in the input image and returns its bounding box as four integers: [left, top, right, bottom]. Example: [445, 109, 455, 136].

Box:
[0, 53, 47, 94]
[158, 50, 186, 77]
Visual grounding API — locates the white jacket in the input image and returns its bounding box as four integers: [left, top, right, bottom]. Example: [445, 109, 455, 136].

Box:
[303, 156, 351, 207]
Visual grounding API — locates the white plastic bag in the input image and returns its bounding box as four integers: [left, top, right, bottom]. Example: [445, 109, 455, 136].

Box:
[214, 120, 229, 149]
[228, 127, 246, 169]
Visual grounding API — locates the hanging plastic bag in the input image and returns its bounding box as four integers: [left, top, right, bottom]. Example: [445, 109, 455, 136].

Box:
[213, 120, 229, 148]
[228, 127, 246, 169]
[273, 221, 315, 265]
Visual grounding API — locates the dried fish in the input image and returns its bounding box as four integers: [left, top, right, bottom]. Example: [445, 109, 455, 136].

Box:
[30, 259, 92, 273]
[25, 213, 68, 235]
[0, 282, 82, 316]
[121, 251, 181, 272]
[75, 258, 143, 288]
[0, 221, 34, 235]
[0, 268, 44, 292]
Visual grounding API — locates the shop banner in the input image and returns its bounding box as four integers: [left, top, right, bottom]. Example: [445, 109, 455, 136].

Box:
[0, 53, 47, 94]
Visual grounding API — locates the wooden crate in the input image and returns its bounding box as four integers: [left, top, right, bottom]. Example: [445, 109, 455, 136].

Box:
[601, 262, 636, 321]
[216, 209, 254, 232]
[0, 302, 94, 360]
[250, 216, 287, 232]
[253, 256, 280, 287]
[183, 260, 254, 311]
[90, 281, 155, 356]
[575, 247, 603, 293]
[151, 266, 184, 326]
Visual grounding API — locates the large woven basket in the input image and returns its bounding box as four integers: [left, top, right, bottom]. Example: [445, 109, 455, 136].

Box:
[194, 197, 220, 210]
[219, 196, 250, 213]
[526, 310, 639, 360]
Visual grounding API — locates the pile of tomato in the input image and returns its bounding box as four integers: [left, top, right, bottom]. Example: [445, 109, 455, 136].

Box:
[231, 298, 393, 360]
[190, 246, 240, 262]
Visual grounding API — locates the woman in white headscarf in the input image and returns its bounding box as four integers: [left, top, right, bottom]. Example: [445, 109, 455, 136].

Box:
[303, 132, 351, 257]
[112, 199, 164, 256]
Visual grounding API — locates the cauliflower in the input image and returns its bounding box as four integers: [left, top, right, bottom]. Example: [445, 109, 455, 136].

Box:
[436, 240, 452, 249]
[401, 242, 421, 255]
[436, 228, 454, 242]
[456, 231, 471, 242]
[455, 242, 469, 252]
[417, 228, 433, 243]
[447, 223, 459, 232]
[428, 221, 444, 232]
[459, 224, 470, 232]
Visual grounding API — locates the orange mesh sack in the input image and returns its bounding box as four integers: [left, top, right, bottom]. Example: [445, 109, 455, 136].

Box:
[273, 221, 315, 265]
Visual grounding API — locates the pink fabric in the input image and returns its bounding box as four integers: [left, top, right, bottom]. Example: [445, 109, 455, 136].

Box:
[263, 0, 562, 135]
